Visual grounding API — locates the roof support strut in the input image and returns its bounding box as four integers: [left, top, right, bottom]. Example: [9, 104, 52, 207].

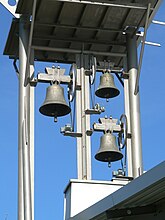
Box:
[134, 3, 151, 95]
[24, 0, 37, 86]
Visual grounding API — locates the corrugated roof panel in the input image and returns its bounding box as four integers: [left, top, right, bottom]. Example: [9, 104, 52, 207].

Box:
[16, 0, 33, 14]
[36, 1, 64, 23]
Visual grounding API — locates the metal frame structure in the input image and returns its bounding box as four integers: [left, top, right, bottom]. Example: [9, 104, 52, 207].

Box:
[1, 0, 163, 220]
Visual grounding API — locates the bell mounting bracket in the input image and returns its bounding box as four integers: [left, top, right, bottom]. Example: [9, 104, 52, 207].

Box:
[93, 115, 129, 147]
[30, 66, 71, 85]
[35, 66, 71, 85]
[93, 116, 121, 133]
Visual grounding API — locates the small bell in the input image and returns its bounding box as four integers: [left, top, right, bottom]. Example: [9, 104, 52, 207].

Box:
[95, 72, 120, 98]
[95, 132, 123, 163]
[39, 82, 71, 117]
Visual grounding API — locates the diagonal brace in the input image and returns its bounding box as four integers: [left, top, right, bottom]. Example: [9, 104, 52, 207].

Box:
[134, 3, 151, 95]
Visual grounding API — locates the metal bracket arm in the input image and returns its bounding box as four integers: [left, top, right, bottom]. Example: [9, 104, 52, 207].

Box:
[85, 108, 104, 115]
[60, 125, 82, 137]
[85, 103, 105, 115]
[62, 132, 82, 137]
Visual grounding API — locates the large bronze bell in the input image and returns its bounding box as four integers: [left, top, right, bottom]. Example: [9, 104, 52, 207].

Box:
[95, 132, 123, 162]
[95, 72, 120, 98]
[39, 82, 71, 117]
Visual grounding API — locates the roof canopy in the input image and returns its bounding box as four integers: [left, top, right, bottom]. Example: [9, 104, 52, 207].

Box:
[4, 0, 162, 66]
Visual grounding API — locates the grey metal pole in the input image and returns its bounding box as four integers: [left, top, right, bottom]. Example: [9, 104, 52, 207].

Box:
[22, 118, 32, 220]
[18, 16, 26, 220]
[126, 34, 143, 178]
[84, 55, 92, 180]
[28, 50, 35, 220]
[123, 58, 133, 177]
[19, 15, 32, 220]
[80, 54, 88, 179]
[76, 54, 83, 179]
[76, 54, 92, 180]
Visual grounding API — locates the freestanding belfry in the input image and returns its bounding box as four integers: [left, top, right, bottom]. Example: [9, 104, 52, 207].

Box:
[2, 0, 165, 219]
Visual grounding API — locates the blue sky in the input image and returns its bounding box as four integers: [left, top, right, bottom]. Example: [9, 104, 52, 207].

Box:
[0, 2, 165, 220]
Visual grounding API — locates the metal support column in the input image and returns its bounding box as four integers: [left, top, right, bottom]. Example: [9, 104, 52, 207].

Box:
[76, 54, 92, 180]
[28, 50, 35, 220]
[126, 34, 143, 178]
[123, 58, 133, 177]
[19, 16, 32, 220]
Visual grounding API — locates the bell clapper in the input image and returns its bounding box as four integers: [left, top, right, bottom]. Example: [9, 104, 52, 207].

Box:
[54, 116, 58, 123]
[108, 161, 111, 168]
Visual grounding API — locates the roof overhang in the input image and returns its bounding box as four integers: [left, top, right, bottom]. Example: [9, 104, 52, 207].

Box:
[4, 0, 162, 66]
[70, 161, 165, 220]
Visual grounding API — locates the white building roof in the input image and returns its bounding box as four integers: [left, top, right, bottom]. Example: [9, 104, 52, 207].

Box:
[70, 161, 165, 220]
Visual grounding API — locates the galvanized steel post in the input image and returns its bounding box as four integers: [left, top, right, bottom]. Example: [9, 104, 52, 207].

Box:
[123, 58, 133, 177]
[76, 54, 92, 180]
[126, 34, 143, 178]
[19, 15, 32, 220]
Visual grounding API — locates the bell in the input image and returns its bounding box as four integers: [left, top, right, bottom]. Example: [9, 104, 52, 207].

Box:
[95, 132, 123, 162]
[95, 72, 120, 98]
[39, 83, 71, 117]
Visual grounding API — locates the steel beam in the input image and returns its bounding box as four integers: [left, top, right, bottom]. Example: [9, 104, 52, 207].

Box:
[33, 34, 125, 47]
[31, 45, 126, 57]
[50, 0, 153, 10]
[34, 22, 123, 33]
[126, 34, 143, 178]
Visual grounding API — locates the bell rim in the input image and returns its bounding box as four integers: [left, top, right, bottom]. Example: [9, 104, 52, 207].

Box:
[39, 103, 71, 117]
[95, 150, 123, 162]
[95, 87, 120, 98]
